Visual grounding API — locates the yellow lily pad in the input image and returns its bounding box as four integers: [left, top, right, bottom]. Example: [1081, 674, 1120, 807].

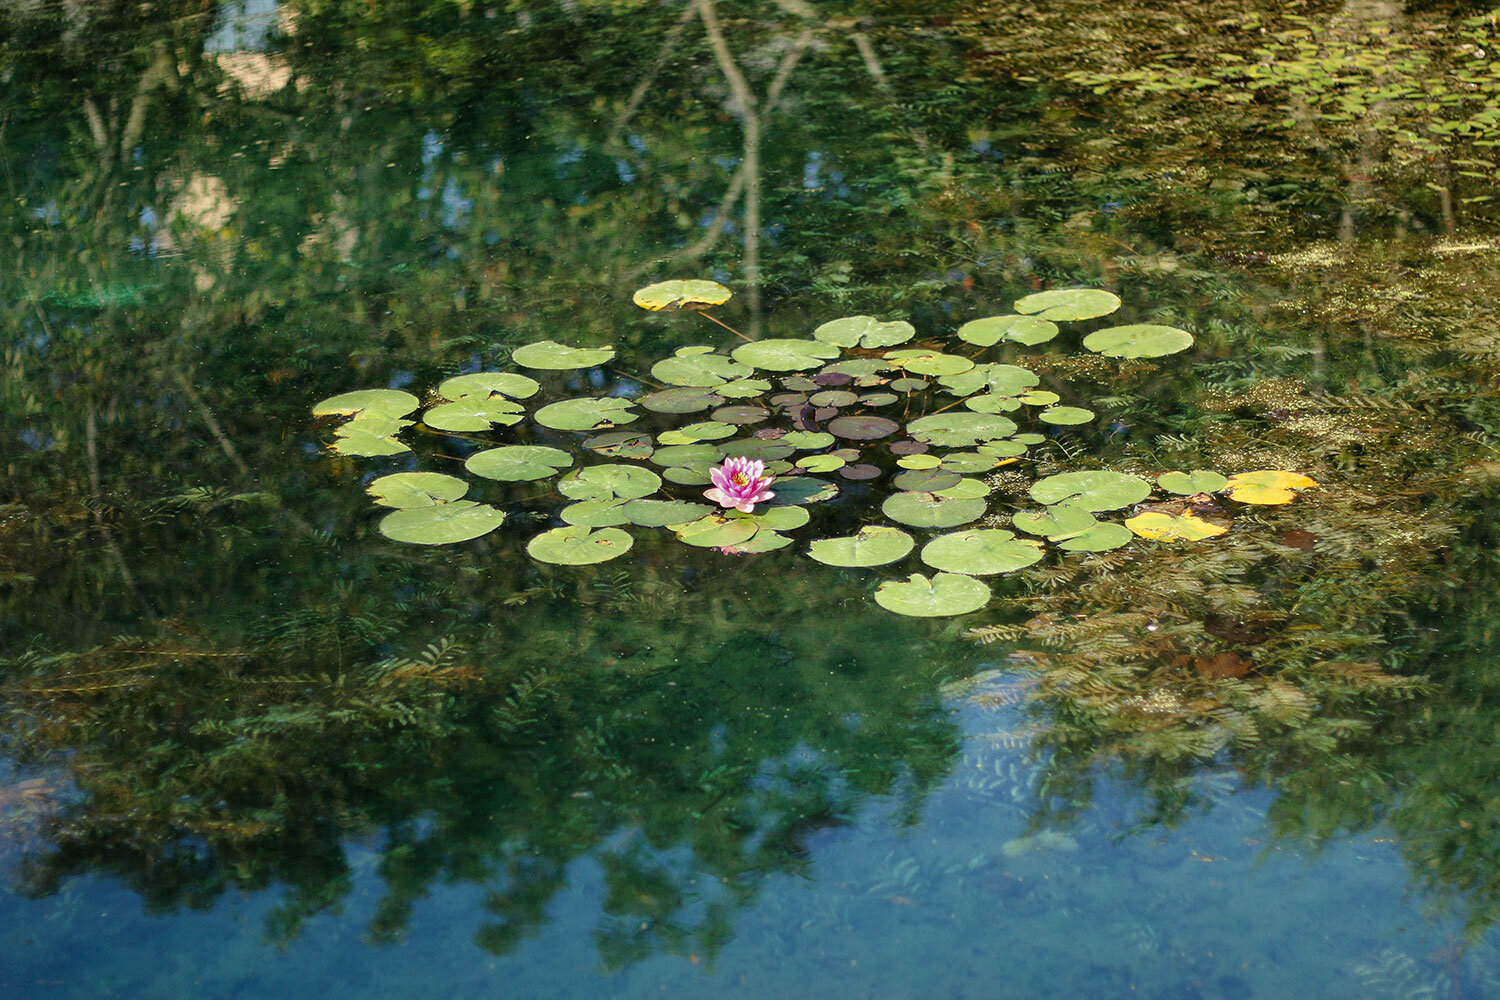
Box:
[1125, 511, 1231, 542]
[632, 279, 732, 311]
[1222, 470, 1318, 506]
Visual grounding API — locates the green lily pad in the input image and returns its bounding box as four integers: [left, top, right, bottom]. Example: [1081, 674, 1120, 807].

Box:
[719, 438, 794, 461]
[828, 415, 900, 441]
[1159, 470, 1229, 495]
[731, 505, 810, 531]
[527, 525, 635, 564]
[940, 451, 1013, 474]
[1013, 433, 1047, 445]
[978, 440, 1028, 458]
[466, 445, 574, 482]
[813, 315, 916, 349]
[437, 372, 540, 400]
[1018, 390, 1060, 406]
[893, 468, 963, 492]
[934, 478, 990, 500]
[724, 531, 792, 553]
[919, 529, 1045, 575]
[673, 515, 759, 548]
[649, 444, 723, 468]
[675, 420, 737, 442]
[768, 476, 840, 505]
[511, 340, 617, 370]
[1029, 471, 1152, 511]
[897, 454, 942, 470]
[378, 501, 505, 545]
[640, 387, 725, 413]
[956, 315, 1060, 347]
[908, 412, 1018, 447]
[651, 351, 754, 386]
[821, 359, 890, 378]
[889, 377, 930, 392]
[807, 526, 916, 568]
[1013, 288, 1122, 322]
[859, 392, 900, 406]
[535, 396, 638, 431]
[1055, 521, 1134, 552]
[331, 413, 411, 436]
[795, 454, 846, 473]
[884, 349, 975, 377]
[559, 500, 630, 527]
[881, 491, 987, 528]
[620, 499, 714, 527]
[557, 464, 662, 502]
[1038, 406, 1095, 426]
[313, 389, 420, 419]
[632, 279, 732, 311]
[662, 466, 711, 486]
[1082, 324, 1194, 359]
[732, 339, 840, 372]
[330, 424, 411, 456]
[367, 472, 469, 508]
[940, 363, 1040, 398]
[423, 396, 526, 431]
[782, 431, 835, 450]
[874, 572, 991, 618]
[583, 431, 655, 459]
[715, 378, 773, 398]
[808, 390, 859, 408]
[710, 405, 769, 425]
[1011, 503, 1097, 539]
[964, 395, 1022, 414]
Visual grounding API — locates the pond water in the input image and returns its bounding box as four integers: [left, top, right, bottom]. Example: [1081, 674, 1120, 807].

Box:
[5, 2, 1500, 997]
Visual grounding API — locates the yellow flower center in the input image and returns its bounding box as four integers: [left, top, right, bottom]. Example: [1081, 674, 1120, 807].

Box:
[731, 472, 749, 486]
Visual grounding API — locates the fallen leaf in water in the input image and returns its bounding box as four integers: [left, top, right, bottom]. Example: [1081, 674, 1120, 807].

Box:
[1195, 652, 1252, 679]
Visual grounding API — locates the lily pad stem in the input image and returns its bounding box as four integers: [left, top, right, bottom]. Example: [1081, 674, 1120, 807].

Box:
[695, 310, 756, 343]
[607, 365, 665, 390]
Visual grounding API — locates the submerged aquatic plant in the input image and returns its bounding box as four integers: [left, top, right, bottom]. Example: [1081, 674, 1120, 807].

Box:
[705, 457, 776, 512]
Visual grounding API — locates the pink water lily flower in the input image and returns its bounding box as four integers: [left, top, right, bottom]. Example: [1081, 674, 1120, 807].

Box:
[705, 456, 775, 513]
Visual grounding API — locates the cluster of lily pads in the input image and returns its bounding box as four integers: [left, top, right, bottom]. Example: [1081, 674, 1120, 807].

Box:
[311, 280, 1316, 617]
